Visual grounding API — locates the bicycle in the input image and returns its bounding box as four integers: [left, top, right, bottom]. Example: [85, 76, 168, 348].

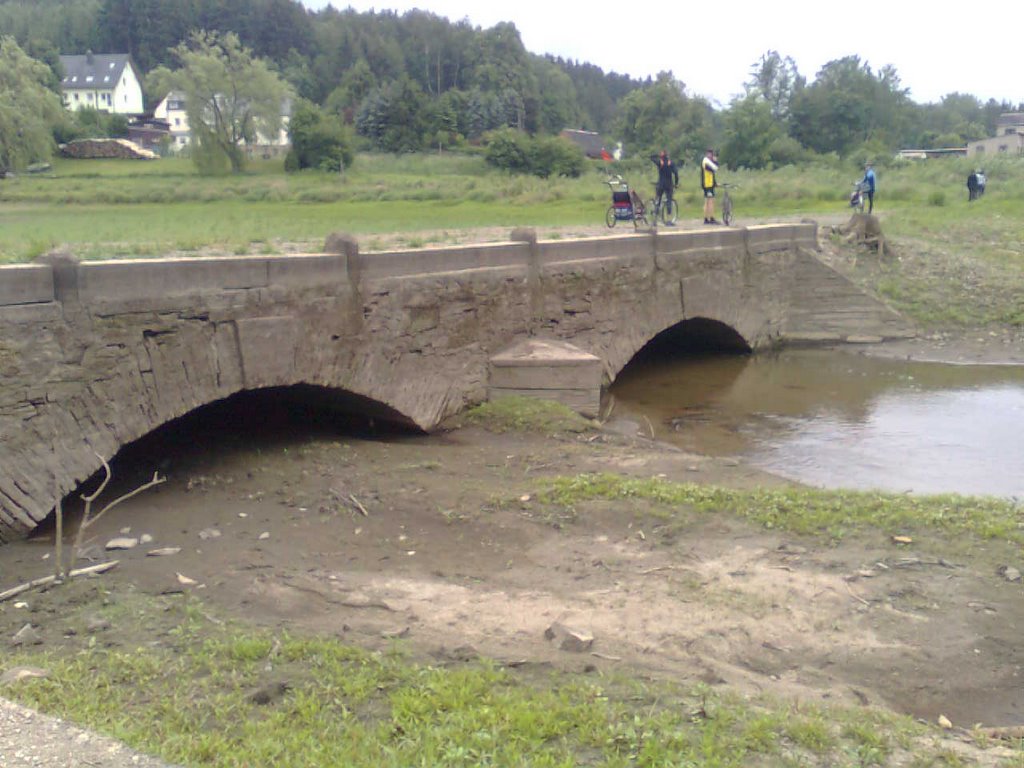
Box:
[848, 181, 866, 214]
[647, 184, 679, 226]
[718, 182, 737, 226]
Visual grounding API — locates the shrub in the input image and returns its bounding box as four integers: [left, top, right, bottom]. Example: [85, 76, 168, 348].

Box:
[484, 129, 585, 178]
[927, 190, 946, 206]
[286, 100, 354, 173]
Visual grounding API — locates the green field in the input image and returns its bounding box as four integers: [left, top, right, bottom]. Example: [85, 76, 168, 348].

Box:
[2, 152, 1023, 328]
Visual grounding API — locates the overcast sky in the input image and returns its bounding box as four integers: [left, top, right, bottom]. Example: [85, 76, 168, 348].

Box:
[300, 0, 1023, 108]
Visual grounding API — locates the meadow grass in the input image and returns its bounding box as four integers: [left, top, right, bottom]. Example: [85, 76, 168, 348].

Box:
[2, 585, 954, 768]
[536, 473, 1024, 547]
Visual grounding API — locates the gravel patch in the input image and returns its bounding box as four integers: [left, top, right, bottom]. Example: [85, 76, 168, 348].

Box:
[0, 697, 180, 768]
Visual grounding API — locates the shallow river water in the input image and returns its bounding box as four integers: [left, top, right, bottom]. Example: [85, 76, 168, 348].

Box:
[609, 348, 1024, 499]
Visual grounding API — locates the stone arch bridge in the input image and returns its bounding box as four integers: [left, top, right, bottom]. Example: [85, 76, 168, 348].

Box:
[0, 223, 911, 540]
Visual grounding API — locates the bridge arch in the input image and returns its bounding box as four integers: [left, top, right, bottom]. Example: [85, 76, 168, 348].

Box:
[602, 318, 753, 386]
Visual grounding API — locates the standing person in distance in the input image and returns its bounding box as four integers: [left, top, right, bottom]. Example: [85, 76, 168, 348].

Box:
[967, 169, 979, 202]
[649, 150, 679, 225]
[976, 169, 986, 198]
[701, 148, 719, 224]
[860, 162, 877, 214]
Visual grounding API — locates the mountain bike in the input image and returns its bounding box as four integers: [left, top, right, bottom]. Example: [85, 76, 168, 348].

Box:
[647, 184, 679, 226]
[719, 183, 737, 225]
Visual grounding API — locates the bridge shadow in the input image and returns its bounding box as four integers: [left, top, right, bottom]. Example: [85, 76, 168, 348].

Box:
[626, 317, 751, 368]
[33, 385, 422, 539]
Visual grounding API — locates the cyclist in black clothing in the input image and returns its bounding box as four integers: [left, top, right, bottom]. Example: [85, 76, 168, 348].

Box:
[650, 151, 679, 224]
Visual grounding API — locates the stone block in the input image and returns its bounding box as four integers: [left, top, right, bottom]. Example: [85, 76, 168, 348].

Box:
[78, 257, 270, 302]
[489, 339, 602, 417]
[0, 265, 54, 306]
[360, 242, 529, 280]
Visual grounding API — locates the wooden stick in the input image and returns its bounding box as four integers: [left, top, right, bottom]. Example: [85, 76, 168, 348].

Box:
[348, 494, 369, 517]
[0, 561, 120, 602]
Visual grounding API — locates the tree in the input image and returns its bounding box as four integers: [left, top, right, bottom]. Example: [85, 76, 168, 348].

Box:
[285, 99, 353, 172]
[746, 50, 804, 123]
[0, 37, 64, 174]
[789, 56, 914, 156]
[722, 94, 782, 169]
[355, 76, 427, 152]
[149, 31, 292, 174]
[615, 72, 713, 160]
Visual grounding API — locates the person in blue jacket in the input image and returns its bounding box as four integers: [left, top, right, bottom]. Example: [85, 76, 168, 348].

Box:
[860, 162, 876, 214]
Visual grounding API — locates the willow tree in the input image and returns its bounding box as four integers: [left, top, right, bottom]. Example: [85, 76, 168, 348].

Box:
[149, 30, 291, 173]
[0, 36, 64, 174]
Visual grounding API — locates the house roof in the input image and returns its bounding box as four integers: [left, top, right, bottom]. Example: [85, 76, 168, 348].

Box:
[59, 53, 137, 90]
[997, 112, 1024, 128]
[560, 129, 606, 158]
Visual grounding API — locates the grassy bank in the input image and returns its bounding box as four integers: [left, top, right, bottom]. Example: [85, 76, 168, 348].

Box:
[3, 584, 959, 767]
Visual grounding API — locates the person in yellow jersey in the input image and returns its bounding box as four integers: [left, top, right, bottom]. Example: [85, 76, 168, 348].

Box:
[701, 148, 720, 224]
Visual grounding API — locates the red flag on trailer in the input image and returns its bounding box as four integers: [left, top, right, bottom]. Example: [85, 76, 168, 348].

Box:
[600, 148, 612, 161]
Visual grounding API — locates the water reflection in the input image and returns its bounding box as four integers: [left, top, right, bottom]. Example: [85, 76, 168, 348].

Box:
[610, 349, 1024, 498]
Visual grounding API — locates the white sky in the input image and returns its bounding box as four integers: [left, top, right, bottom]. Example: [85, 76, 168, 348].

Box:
[301, 0, 1024, 108]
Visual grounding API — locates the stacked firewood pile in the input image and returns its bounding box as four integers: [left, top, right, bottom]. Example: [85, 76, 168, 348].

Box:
[60, 139, 159, 160]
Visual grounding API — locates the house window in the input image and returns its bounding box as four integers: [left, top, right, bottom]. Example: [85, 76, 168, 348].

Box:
[174, 118, 181, 126]
[73, 93, 79, 101]
[86, 93, 93, 101]
[999, 145, 1008, 152]
[85, 75, 93, 83]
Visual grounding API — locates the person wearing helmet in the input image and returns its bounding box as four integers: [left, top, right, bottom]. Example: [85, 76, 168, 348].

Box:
[701, 148, 719, 224]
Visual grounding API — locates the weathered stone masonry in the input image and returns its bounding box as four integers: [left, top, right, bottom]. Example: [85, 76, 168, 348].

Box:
[0, 223, 911, 540]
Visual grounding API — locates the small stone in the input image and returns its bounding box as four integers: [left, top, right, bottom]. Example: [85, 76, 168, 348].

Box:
[120, 527, 132, 535]
[997, 565, 1022, 582]
[139, 533, 154, 544]
[86, 616, 111, 633]
[258, 532, 270, 540]
[176, 572, 198, 586]
[198, 528, 222, 540]
[544, 621, 594, 653]
[11, 624, 43, 647]
[13, 602, 28, 609]
[0, 666, 49, 685]
[938, 714, 953, 729]
[147, 547, 181, 557]
[105, 537, 139, 550]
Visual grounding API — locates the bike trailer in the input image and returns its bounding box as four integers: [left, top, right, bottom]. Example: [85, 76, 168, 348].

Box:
[611, 189, 633, 221]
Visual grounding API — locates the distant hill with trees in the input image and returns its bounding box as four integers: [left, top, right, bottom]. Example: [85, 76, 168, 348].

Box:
[2, 0, 1022, 171]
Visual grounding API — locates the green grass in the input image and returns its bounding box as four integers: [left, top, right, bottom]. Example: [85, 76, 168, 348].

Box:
[463, 396, 596, 434]
[537, 473, 1024, 546]
[2, 585, 958, 768]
